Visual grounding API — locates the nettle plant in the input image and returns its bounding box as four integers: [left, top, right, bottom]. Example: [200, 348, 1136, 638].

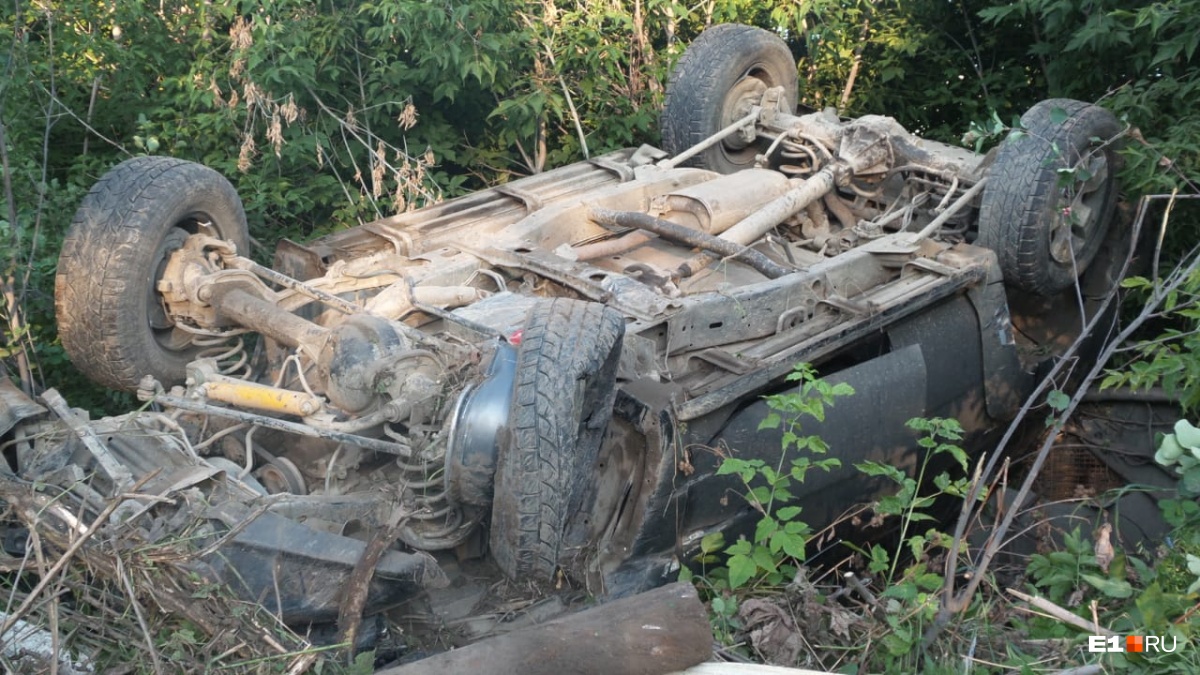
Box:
[684, 364, 853, 592]
[684, 364, 982, 666]
[856, 417, 971, 581]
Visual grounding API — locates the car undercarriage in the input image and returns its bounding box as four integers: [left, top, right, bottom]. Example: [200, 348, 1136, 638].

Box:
[2, 23, 1130, 631]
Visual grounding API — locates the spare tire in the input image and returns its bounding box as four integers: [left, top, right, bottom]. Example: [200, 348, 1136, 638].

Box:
[489, 298, 624, 581]
[661, 23, 798, 173]
[977, 99, 1122, 296]
[55, 157, 250, 392]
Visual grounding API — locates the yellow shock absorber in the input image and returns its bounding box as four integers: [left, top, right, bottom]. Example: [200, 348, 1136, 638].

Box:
[199, 378, 324, 417]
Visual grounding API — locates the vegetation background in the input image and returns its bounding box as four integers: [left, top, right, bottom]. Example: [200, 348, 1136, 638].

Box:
[2, 0, 1199, 407]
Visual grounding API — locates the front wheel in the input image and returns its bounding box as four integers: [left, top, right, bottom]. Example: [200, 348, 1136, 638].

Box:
[977, 99, 1123, 296]
[55, 157, 250, 392]
[488, 298, 624, 581]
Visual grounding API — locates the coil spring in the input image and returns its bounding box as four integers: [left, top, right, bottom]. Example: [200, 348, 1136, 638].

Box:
[890, 167, 973, 236]
[890, 165, 962, 207]
[778, 137, 822, 178]
[384, 423, 476, 550]
[194, 333, 252, 378]
[173, 321, 253, 378]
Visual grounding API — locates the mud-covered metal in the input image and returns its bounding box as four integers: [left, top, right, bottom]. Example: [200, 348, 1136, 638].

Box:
[445, 341, 518, 506]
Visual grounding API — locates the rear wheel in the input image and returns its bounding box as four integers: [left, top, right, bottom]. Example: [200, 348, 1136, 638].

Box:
[977, 99, 1122, 296]
[489, 298, 624, 580]
[661, 24, 798, 173]
[55, 157, 250, 391]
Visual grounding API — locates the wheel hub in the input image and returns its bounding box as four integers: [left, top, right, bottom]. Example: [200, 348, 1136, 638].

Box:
[149, 227, 200, 351]
[721, 76, 768, 151]
[157, 233, 238, 329]
[1050, 153, 1110, 265]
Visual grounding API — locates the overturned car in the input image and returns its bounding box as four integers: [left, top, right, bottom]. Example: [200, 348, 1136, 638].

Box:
[10, 24, 1128, 626]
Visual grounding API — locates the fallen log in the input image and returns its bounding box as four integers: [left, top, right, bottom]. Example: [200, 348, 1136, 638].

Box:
[672, 665, 836, 675]
[377, 582, 712, 675]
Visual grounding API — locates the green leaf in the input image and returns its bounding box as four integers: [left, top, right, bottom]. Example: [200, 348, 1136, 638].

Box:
[755, 516, 779, 545]
[760, 465, 780, 485]
[831, 382, 855, 397]
[1175, 419, 1200, 448]
[1157, 434, 1185, 465]
[1182, 467, 1200, 495]
[774, 531, 806, 559]
[1081, 573, 1133, 598]
[857, 461, 905, 482]
[915, 572, 943, 591]
[776, 506, 803, 521]
[869, 544, 890, 574]
[942, 444, 970, 472]
[783, 520, 809, 535]
[1120, 276, 1152, 290]
[726, 539, 752, 556]
[1047, 389, 1069, 412]
[1049, 107, 1070, 125]
[749, 486, 773, 505]
[728, 553, 757, 589]
[752, 545, 779, 574]
[883, 581, 917, 601]
[701, 532, 726, 555]
[711, 596, 727, 615]
[716, 457, 748, 476]
[758, 411, 782, 430]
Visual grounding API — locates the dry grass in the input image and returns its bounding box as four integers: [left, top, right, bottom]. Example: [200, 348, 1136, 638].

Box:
[0, 469, 336, 674]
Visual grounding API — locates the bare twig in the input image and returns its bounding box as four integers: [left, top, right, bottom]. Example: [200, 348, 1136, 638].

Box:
[538, 41, 588, 160]
[1151, 188, 1179, 286]
[27, 524, 58, 675]
[285, 652, 321, 675]
[177, 498, 279, 562]
[337, 511, 408, 656]
[1005, 588, 1114, 636]
[557, 72, 588, 160]
[838, 18, 871, 113]
[81, 77, 99, 156]
[1054, 666, 1104, 675]
[0, 118, 34, 395]
[0, 472, 151, 638]
[306, 88, 441, 208]
[926, 195, 1200, 648]
[19, 6, 56, 311]
[115, 554, 164, 675]
[30, 82, 129, 155]
[843, 572, 880, 611]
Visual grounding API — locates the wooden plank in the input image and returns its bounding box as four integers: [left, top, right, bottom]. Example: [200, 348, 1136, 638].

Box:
[670, 663, 835, 675]
[378, 582, 712, 675]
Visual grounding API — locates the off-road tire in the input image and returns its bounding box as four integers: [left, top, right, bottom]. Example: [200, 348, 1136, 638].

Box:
[661, 23, 798, 173]
[489, 298, 624, 581]
[55, 156, 249, 392]
[977, 99, 1122, 296]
